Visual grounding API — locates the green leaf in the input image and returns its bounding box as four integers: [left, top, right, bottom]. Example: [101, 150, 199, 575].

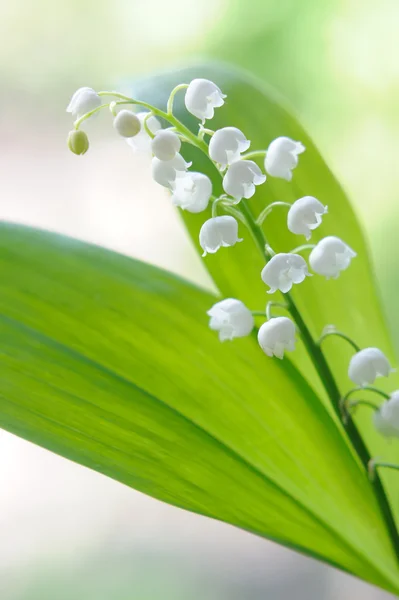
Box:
[0, 223, 398, 593]
[134, 62, 399, 551]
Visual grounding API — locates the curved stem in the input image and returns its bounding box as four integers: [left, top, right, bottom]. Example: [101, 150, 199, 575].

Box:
[143, 111, 155, 139]
[349, 399, 379, 412]
[318, 330, 361, 353]
[266, 301, 287, 320]
[256, 202, 291, 226]
[167, 84, 189, 115]
[242, 150, 267, 161]
[343, 386, 390, 403]
[290, 244, 315, 254]
[369, 460, 399, 482]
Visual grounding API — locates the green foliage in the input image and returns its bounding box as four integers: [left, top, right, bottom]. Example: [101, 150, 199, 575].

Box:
[1, 65, 399, 593]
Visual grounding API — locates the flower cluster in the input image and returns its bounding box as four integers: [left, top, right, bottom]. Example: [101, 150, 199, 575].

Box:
[65, 78, 398, 452]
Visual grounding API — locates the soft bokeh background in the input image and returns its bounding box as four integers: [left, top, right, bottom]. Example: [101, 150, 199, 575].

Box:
[1, 0, 398, 598]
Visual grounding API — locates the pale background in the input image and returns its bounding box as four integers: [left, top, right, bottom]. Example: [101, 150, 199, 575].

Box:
[1, 0, 399, 598]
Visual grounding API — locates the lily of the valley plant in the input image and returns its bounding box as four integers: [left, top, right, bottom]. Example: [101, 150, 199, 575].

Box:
[1, 66, 399, 596]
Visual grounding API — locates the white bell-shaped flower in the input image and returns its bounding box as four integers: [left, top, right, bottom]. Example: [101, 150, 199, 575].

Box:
[199, 216, 242, 256]
[151, 130, 181, 161]
[151, 153, 191, 188]
[171, 172, 212, 213]
[265, 136, 305, 181]
[258, 317, 296, 359]
[223, 160, 266, 201]
[126, 112, 162, 153]
[185, 79, 226, 123]
[113, 110, 141, 138]
[207, 298, 254, 341]
[287, 196, 328, 240]
[66, 87, 101, 120]
[261, 253, 310, 294]
[348, 348, 394, 386]
[309, 236, 356, 279]
[209, 127, 250, 169]
[373, 391, 399, 438]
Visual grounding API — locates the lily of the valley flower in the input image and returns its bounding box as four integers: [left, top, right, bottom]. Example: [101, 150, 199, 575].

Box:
[287, 196, 328, 239]
[223, 160, 266, 201]
[171, 172, 212, 213]
[151, 130, 181, 161]
[348, 347, 394, 386]
[113, 110, 141, 138]
[261, 253, 310, 294]
[374, 391, 399, 438]
[264, 136, 305, 181]
[199, 216, 242, 256]
[152, 154, 191, 188]
[258, 317, 296, 358]
[207, 298, 254, 341]
[209, 127, 250, 169]
[126, 112, 161, 152]
[67, 130, 89, 155]
[67, 87, 101, 120]
[185, 79, 226, 123]
[309, 236, 356, 279]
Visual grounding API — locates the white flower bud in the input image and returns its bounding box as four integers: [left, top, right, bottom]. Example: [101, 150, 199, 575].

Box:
[309, 236, 356, 279]
[348, 348, 394, 386]
[223, 160, 266, 201]
[151, 130, 181, 161]
[126, 112, 162, 153]
[208, 298, 254, 341]
[258, 317, 296, 359]
[199, 216, 242, 257]
[261, 253, 310, 294]
[287, 196, 328, 240]
[113, 110, 141, 138]
[171, 172, 212, 213]
[66, 87, 101, 120]
[67, 130, 89, 155]
[151, 153, 191, 188]
[265, 136, 305, 181]
[374, 391, 399, 438]
[185, 79, 226, 123]
[209, 127, 250, 169]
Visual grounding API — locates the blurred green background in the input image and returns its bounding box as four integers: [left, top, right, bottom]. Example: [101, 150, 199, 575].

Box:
[1, 0, 398, 598]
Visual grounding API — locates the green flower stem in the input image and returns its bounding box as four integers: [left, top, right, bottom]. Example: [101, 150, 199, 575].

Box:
[318, 330, 361, 353]
[167, 84, 189, 115]
[238, 199, 399, 562]
[256, 202, 291, 226]
[242, 150, 267, 160]
[343, 386, 390, 403]
[349, 399, 380, 412]
[369, 460, 399, 482]
[290, 244, 315, 254]
[143, 112, 155, 139]
[266, 301, 287, 320]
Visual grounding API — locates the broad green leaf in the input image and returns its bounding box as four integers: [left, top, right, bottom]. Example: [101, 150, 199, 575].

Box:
[0, 224, 398, 593]
[134, 64, 399, 535]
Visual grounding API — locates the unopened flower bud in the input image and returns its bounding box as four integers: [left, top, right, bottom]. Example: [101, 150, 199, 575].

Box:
[265, 136, 305, 181]
[185, 79, 226, 123]
[209, 127, 250, 169]
[374, 391, 399, 438]
[199, 216, 242, 256]
[258, 317, 296, 359]
[208, 298, 254, 341]
[113, 110, 141, 138]
[287, 196, 328, 240]
[309, 236, 356, 279]
[151, 130, 181, 161]
[261, 253, 310, 294]
[66, 87, 101, 120]
[171, 172, 212, 213]
[67, 130, 89, 155]
[348, 348, 394, 386]
[223, 160, 266, 201]
[152, 154, 191, 188]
